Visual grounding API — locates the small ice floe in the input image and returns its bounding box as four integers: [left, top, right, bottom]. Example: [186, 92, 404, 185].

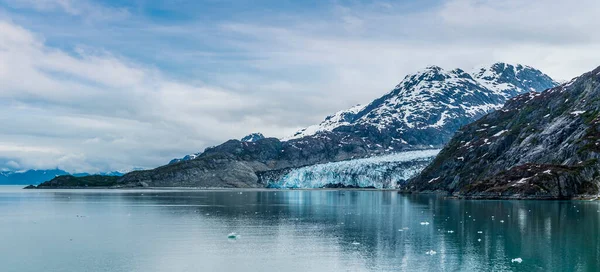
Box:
[477, 231, 483, 234]
[351, 241, 361, 245]
[227, 232, 240, 239]
[425, 250, 437, 255]
[420, 222, 430, 225]
[511, 258, 523, 264]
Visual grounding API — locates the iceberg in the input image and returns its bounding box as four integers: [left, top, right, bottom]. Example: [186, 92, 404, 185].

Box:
[266, 149, 440, 189]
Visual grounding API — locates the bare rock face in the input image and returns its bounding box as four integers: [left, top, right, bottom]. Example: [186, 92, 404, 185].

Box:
[408, 65, 600, 199]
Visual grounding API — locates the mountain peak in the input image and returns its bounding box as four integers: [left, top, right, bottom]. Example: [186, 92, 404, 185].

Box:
[473, 62, 557, 98]
[241, 133, 265, 142]
[284, 62, 558, 144]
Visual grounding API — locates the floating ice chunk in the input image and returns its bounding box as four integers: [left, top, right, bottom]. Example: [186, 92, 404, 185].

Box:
[420, 222, 430, 225]
[227, 232, 240, 239]
[425, 250, 437, 255]
[511, 258, 523, 263]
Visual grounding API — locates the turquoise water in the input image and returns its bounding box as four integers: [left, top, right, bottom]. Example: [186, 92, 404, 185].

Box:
[0, 186, 598, 272]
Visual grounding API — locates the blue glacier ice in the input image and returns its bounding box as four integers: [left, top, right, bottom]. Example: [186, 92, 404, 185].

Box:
[267, 149, 440, 189]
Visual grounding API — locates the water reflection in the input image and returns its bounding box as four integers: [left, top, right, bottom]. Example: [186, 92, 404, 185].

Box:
[0, 187, 598, 272]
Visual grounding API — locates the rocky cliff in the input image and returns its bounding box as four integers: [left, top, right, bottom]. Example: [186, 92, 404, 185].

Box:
[408, 65, 600, 199]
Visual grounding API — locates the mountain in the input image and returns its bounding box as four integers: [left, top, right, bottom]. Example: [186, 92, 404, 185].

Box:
[407, 65, 600, 199]
[285, 63, 557, 148]
[34, 63, 557, 189]
[0, 169, 69, 185]
[241, 133, 265, 142]
[168, 133, 267, 165]
[0, 169, 123, 185]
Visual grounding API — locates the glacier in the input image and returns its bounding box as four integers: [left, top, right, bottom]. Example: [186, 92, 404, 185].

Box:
[265, 149, 440, 189]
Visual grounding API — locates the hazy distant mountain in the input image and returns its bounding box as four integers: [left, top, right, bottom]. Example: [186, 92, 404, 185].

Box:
[0, 169, 123, 185]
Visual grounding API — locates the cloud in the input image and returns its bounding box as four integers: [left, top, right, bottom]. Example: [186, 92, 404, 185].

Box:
[0, 0, 599, 172]
[0, 20, 289, 173]
[4, 0, 130, 20]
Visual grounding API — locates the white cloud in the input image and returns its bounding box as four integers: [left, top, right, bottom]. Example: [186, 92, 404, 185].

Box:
[1, 0, 600, 173]
[0, 20, 290, 173]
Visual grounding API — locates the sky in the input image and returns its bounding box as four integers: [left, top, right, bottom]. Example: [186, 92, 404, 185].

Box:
[1, 0, 600, 173]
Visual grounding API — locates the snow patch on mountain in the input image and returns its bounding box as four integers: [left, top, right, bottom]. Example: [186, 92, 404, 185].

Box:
[283, 104, 365, 140]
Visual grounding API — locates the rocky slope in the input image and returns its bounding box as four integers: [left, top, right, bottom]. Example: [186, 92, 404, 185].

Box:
[41, 63, 556, 188]
[407, 65, 600, 199]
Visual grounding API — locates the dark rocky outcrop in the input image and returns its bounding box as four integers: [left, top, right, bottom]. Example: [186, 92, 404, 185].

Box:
[407, 65, 600, 199]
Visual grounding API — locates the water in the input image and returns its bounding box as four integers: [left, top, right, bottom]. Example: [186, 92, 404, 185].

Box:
[1, 186, 599, 272]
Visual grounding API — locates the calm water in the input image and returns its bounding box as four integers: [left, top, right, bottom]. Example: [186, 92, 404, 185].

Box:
[1, 186, 599, 272]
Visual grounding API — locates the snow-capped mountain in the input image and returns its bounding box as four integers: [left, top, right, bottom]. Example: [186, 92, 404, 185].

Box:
[285, 63, 557, 147]
[472, 63, 558, 99]
[108, 63, 557, 189]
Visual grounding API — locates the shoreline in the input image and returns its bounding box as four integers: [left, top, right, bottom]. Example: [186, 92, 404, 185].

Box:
[15, 185, 600, 200]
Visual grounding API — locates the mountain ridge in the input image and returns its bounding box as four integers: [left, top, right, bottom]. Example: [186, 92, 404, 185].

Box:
[407, 65, 600, 199]
[33, 62, 558, 189]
